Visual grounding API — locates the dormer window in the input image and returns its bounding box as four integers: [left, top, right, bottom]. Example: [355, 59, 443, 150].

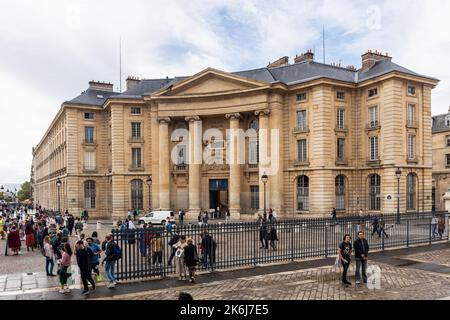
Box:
[296, 92, 307, 102]
[446, 115, 450, 127]
[368, 88, 378, 98]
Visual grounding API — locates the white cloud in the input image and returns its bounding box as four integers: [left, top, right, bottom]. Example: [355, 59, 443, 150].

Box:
[0, 0, 449, 183]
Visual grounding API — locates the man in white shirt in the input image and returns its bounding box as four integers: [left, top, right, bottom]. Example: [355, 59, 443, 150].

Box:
[431, 215, 439, 238]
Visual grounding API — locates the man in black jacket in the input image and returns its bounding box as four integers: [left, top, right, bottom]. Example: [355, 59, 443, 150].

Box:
[76, 240, 96, 295]
[353, 231, 369, 285]
[201, 231, 216, 271]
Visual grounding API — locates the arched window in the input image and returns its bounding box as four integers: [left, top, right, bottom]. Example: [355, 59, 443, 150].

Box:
[335, 175, 346, 210]
[297, 176, 309, 211]
[369, 174, 381, 211]
[407, 173, 417, 210]
[131, 179, 143, 210]
[84, 180, 96, 209]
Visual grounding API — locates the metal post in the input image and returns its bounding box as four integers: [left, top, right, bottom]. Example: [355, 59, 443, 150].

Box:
[57, 186, 60, 213]
[397, 177, 400, 224]
[407, 218, 410, 248]
[263, 182, 266, 218]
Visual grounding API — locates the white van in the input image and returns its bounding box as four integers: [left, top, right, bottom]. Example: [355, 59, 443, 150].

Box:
[138, 210, 175, 225]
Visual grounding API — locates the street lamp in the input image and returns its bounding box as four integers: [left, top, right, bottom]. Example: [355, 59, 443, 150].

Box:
[261, 173, 268, 220]
[146, 176, 152, 212]
[56, 178, 62, 213]
[395, 168, 402, 224]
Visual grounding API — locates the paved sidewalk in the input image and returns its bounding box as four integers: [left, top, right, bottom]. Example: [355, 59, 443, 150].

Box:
[0, 242, 449, 300]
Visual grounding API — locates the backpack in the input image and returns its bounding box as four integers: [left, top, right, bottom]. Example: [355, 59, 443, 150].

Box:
[113, 243, 122, 260]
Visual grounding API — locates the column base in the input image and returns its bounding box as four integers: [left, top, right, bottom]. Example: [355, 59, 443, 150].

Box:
[230, 208, 241, 220]
[187, 208, 201, 220]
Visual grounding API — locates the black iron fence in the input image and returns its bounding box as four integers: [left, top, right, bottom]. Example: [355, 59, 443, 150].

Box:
[111, 211, 449, 281]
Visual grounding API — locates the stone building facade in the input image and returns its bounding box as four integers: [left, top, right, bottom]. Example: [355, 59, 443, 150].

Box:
[31, 50, 438, 219]
[432, 110, 450, 211]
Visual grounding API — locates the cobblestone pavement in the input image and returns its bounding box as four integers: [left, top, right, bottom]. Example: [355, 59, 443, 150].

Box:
[401, 248, 450, 267]
[92, 258, 450, 300]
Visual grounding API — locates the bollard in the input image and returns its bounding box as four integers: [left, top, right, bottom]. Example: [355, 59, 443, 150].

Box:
[97, 221, 101, 230]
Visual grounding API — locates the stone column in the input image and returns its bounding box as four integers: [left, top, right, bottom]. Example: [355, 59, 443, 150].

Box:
[158, 117, 171, 210]
[255, 109, 271, 216]
[226, 113, 243, 219]
[270, 105, 284, 215]
[186, 116, 202, 215]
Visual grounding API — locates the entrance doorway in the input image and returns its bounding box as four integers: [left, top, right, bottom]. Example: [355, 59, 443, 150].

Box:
[209, 179, 228, 218]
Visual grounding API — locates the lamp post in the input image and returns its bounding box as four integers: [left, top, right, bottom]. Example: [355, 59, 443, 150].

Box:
[395, 168, 402, 224]
[56, 179, 62, 213]
[146, 176, 152, 212]
[261, 173, 268, 220]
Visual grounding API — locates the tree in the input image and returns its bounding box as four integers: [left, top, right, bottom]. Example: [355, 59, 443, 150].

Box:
[17, 181, 32, 202]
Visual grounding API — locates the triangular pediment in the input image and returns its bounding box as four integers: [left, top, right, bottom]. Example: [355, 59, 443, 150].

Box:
[153, 68, 269, 97]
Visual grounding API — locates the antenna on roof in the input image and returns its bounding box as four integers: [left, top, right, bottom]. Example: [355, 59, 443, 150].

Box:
[119, 36, 122, 93]
[322, 25, 326, 64]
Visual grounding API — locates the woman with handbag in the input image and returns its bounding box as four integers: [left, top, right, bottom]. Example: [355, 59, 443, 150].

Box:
[184, 238, 198, 283]
[173, 235, 188, 281]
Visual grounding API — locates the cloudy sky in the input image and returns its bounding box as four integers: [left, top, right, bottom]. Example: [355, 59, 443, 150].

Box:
[1, 0, 449, 184]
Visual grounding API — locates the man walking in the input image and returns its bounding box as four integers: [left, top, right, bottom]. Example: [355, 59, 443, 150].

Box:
[102, 234, 119, 288]
[431, 214, 439, 238]
[75, 240, 96, 295]
[353, 231, 369, 285]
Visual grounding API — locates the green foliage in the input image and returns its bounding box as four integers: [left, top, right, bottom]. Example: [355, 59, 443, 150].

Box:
[17, 181, 32, 202]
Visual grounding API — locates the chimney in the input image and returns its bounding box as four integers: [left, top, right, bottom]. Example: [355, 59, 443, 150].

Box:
[361, 50, 392, 71]
[126, 76, 141, 91]
[267, 56, 289, 68]
[88, 81, 114, 92]
[346, 65, 357, 71]
[294, 50, 314, 64]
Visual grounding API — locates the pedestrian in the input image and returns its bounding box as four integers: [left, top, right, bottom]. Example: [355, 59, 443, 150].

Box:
[353, 231, 369, 285]
[59, 243, 72, 294]
[184, 238, 198, 283]
[174, 235, 188, 281]
[8, 225, 21, 255]
[0, 216, 4, 240]
[25, 218, 35, 252]
[91, 231, 101, 245]
[268, 225, 279, 250]
[87, 237, 102, 282]
[43, 235, 56, 276]
[127, 209, 132, 220]
[133, 209, 137, 221]
[226, 209, 230, 222]
[268, 208, 274, 222]
[151, 233, 163, 268]
[197, 211, 203, 226]
[201, 231, 216, 271]
[75, 240, 95, 295]
[166, 220, 174, 236]
[259, 219, 269, 249]
[371, 216, 380, 237]
[331, 207, 337, 223]
[378, 214, 389, 238]
[203, 211, 209, 224]
[74, 218, 83, 236]
[61, 224, 70, 243]
[101, 234, 119, 288]
[127, 218, 136, 244]
[67, 214, 75, 236]
[338, 234, 352, 286]
[438, 216, 446, 239]
[167, 232, 180, 266]
[431, 214, 439, 238]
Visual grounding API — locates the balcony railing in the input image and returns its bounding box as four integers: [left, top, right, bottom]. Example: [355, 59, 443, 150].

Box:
[174, 164, 188, 171]
[293, 126, 309, 134]
[365, 121, 380, 130]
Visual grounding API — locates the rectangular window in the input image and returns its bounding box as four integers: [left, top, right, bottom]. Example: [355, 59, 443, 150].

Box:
[408, 135, 416, 160]
[446, 136, 450, 147]
[85, 127, 94, 144]
[407, 104, 415, 126]
[296, 92, 307, 102]
[84, 151, 95, 170]
[84, 112, 94, 120]
[368, 88, 378, 98]
[131, 122, 141, 138]
[336, 109, 345, 129]
[250, 186, 259, 210]
[296, 110, 307, 130]
[131, 107, 141, 115]
[176, 144, 186, 165]
[370, 136, 379, 161]
[297, 139, 307, 162]
[368, 106, 379, 127]
[408, 86, 416, 95]
[249, 139, 259, 164]
[132, 148, 141, 168]
[336, 91, 345, 100]
[447, 154, 450, 166]
[337, 138, 345, 160]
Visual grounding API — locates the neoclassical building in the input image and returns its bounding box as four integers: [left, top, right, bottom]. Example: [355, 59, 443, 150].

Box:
[432, 110, 450, 211]
[31, 50, 438, 219]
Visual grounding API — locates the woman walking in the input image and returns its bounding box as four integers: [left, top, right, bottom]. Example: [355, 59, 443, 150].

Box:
[43, 235, 56, 276]
[338, 234, 352, 287]
[184, 238, 198, 283]
[8, 225, 21, 255]
[173, 235, 188, 281]
[25, 218, 35, 252]
[59, 243, 72, 294]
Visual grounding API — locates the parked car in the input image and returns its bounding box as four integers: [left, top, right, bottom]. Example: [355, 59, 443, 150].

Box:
[138, 211, 175, 225]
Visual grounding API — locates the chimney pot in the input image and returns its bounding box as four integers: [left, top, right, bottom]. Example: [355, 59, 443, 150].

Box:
[294, 50, 314, 64]
[88, 81, 114, 92]
[361, 50, 392, 71]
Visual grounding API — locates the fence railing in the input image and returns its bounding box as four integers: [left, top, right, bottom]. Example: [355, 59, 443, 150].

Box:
[111, 211, 449, 281]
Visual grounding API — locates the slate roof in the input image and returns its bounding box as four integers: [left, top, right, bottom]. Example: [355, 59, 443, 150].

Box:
[65, 57, 437, 106]
[432, 113, 450, 133]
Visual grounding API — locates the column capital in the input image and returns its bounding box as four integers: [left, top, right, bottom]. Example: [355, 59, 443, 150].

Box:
[185, 116, 201, 123]
[254, 109, 271, 117]
[157, 117, 171, 124]
[225, 113, 242, 120]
